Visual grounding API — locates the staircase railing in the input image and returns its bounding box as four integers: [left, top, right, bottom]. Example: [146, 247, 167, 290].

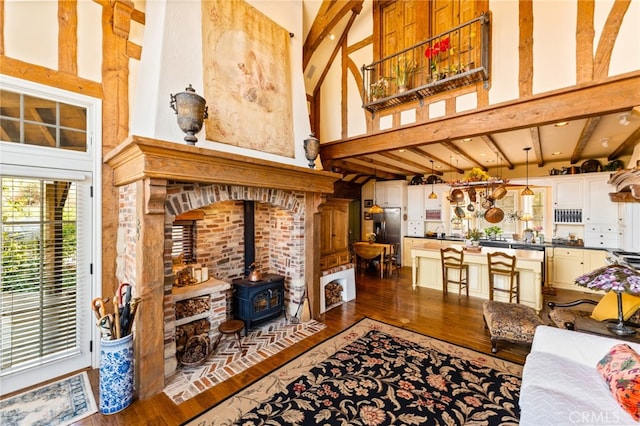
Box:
[362, 13, 490, 113]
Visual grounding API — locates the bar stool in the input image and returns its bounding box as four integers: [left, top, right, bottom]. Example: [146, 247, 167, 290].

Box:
[487, 251, 520, 303]
[214, 319, 245, 353]
[440, 247, 468, 297]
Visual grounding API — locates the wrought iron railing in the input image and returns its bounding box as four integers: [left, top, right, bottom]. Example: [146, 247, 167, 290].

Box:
[362, 13, 490, 113]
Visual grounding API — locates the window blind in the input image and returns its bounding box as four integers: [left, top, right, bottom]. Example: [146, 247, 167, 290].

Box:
[1, 177, 82, 370]
[172, 221, 196, 264]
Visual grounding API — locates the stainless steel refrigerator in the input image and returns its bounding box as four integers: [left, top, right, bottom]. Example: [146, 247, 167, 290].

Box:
[372, 207, 402, 264]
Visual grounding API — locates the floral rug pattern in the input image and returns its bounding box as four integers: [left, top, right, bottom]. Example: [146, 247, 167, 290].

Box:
[185, 318, 522, 426]
[0, 372, 97, 426]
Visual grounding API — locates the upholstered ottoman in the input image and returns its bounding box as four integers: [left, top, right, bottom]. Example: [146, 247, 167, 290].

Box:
[482, 300, 545, 353]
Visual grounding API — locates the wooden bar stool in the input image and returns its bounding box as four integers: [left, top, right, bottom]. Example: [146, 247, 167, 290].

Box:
[440, 247, 468, 297]
[487, 251, 520, 303]
[214, 319, 245, 353]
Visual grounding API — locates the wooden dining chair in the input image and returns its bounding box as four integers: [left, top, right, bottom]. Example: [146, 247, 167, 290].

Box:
[384, 243, 400, 277]
[487, 251, 520, 303]
[440, 247, 468, 297]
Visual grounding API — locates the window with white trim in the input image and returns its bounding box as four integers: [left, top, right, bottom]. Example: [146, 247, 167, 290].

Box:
[0, 75, 98, 395]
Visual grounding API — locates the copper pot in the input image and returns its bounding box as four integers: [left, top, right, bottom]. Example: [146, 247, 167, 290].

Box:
[484, 207, 504, 223]
[450, 188, 465, 203]
[491, 185, 507, 200]
[248, 269, 263, 282]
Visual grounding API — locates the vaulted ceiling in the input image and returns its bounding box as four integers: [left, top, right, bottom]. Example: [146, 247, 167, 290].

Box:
[301, 1, 640, 184]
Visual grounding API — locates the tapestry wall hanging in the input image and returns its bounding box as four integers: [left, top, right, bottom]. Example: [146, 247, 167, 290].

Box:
[201, 0, 294, 158]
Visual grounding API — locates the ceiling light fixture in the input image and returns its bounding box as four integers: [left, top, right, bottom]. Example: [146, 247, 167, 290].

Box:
[601, 138, 610, 148]
[369, 170, 384, 214]
[554, 121, 570, 127]
[619, 114, 630, 126]
[428, 160, 438, 199]
[521, 147, 534, 197]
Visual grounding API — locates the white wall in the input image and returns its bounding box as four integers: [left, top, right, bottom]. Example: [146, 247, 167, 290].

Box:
[332, 0, 640, 140]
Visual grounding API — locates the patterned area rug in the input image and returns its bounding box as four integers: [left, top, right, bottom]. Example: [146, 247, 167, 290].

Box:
[0, 372, 97, 426]
[164, 318, 326, 404]
[184, 317, 523, 425]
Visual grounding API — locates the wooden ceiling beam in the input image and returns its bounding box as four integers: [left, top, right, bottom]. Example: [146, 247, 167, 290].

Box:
[570, 116, 601, 164]
[406, 147, 463, 174]
[319, 73, 640, 160]
[353, 156, 414, 176]
[303, 0, 363, 70]
[529, 127, 543, 167]
[480, 135, 514, 169]
[377, 152, 438, 175]
[327, 159, 399, 180]
[441, 141, 488, 171]
[609, 124, 640, 161]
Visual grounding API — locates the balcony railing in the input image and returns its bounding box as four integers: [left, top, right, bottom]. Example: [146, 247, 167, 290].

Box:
[362, 13, 490, 113]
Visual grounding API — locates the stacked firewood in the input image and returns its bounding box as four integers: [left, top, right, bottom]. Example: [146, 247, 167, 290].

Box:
[175, 319, 211, 356]
[325, 281, 344, 306]
[176, 296, 211, 320]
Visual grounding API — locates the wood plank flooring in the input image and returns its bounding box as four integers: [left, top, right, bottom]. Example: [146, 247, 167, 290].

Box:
[71, 266, 595, 424]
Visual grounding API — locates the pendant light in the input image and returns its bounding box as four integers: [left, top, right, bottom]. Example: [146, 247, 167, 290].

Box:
[369, 171, 384, 214]
[521, 147, 534, 197]
[428, 160, 438, 199]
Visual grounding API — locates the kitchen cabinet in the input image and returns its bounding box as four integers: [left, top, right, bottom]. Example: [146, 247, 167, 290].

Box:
[407, 186, 425, 220]
[403, 237, 435, 268]
[584, 223, 620, 249]
[549, 248, 585, 291]
[407, 220, 425, 237]
[425, 184, 446, 221]
[319, 198, 350, 270]
[552, 178, 584, 223]
[549, 247, 607, 293]
[584, 174, 618, 225]
[375, 180, 407, 208]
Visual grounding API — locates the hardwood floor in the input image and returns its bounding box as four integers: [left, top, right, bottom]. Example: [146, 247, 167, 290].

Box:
[74, 266, 593, 425]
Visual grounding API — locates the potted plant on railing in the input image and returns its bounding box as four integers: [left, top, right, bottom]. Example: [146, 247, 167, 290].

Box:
[392, 55, 415, 93]
[424, 36, 452, 81]
[369, 78, 388, 102]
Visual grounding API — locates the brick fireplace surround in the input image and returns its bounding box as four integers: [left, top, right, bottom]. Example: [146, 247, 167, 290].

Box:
[104, 135, 340, 399]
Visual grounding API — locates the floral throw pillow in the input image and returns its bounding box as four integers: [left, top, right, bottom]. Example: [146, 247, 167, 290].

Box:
[597, 343, 640, 420]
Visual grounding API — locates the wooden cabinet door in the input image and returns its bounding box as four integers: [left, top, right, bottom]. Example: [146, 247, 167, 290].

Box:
[407, 185, 425, 220]
[320, 207, 333, 255]
[331, 205, 349, 253]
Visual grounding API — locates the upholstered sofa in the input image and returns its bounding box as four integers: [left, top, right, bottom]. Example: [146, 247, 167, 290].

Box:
[520, 325, 640, 425]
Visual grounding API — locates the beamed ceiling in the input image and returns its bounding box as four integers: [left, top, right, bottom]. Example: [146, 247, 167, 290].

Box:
[302, 1, 640, 184]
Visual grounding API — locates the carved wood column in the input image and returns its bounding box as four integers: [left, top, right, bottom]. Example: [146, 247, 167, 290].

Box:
[305, 193, 324, 319]
[134, 178, 167, 398]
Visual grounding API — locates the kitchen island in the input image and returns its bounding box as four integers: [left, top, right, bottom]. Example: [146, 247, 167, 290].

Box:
[411, 242, 545, 312]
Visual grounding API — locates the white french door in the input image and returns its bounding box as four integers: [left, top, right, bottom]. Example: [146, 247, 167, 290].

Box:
[0, 171, 94, 395]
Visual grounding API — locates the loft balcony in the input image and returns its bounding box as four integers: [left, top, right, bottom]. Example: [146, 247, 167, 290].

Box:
[362, 13, 490, 114]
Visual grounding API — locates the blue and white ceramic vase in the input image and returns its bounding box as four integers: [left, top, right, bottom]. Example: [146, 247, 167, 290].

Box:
[99, 333, 134, 414]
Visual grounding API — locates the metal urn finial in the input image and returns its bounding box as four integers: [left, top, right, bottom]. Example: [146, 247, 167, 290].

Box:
[303, 133, 320, 169]
[170, 84, 208, 145]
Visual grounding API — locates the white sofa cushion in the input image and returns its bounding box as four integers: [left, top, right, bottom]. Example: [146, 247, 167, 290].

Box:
[520, 326, 640, 425]
[520, 352, 636, 425]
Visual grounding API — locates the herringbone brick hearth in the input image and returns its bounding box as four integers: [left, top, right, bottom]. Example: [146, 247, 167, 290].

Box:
[163, 318, 326, 403]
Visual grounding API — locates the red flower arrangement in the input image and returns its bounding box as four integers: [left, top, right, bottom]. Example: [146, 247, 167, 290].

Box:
[424, 37, 451, 75]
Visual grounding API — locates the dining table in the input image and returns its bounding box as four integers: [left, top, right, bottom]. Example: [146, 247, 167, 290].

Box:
[353, 242, 392, 278]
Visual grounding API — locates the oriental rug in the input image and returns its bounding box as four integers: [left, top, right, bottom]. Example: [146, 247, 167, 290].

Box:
[164, 318, 326, 404]
[0, 371, 97, 426]
[185, 317, 523, 426]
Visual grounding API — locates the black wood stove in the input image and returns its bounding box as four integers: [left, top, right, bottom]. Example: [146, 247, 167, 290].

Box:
[233, 273, 285, 330]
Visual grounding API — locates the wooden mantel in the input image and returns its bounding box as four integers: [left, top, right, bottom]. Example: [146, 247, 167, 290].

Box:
[104, 135, 340, 193]
[103, 135, 341, 399]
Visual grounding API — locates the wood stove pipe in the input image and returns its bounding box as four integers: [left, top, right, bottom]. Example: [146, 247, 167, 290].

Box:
[244, 201, 255, 277]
